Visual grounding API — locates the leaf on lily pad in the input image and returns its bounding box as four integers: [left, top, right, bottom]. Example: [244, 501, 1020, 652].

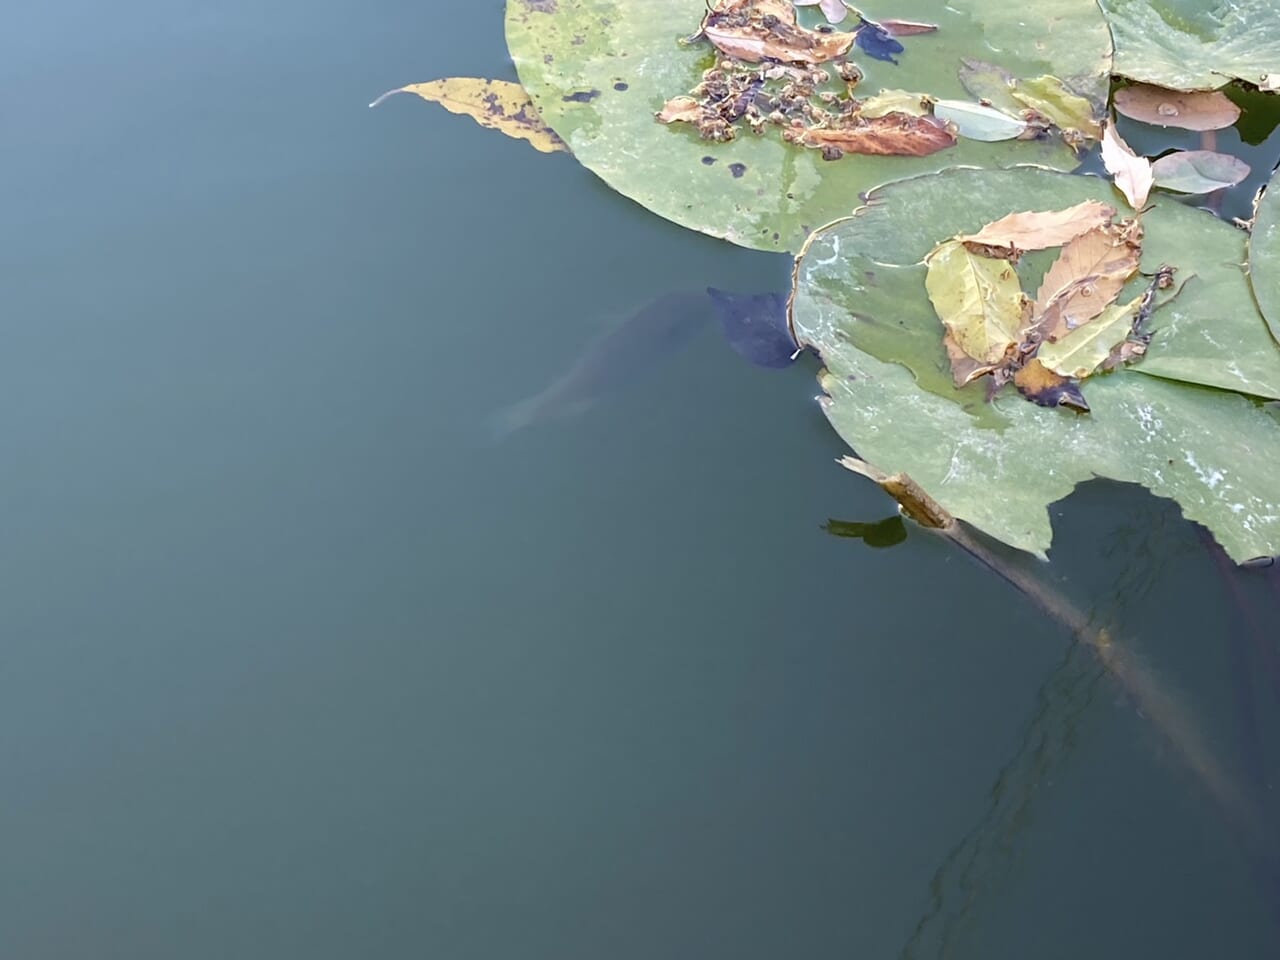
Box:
[957, 200, 1114, 253]
[370, 78, 568, 154]
[932, 99, 1027, 141]
[924, 240, 1027, 364]
[1099, 0, 1280, 92]
[1101, 120, 1153, 210]
[507, 0, 1112, 252]
[701, 0, 853, 64]
[879, 19, 938, 37]
[793, 0, 848, 24]
[784, 114, 956, 157]
[1247, 166, 1280, 344]
[1151, 150, 1251, 195]
[857, 89, 933, 118]
[1113, 84, 1241, 131]
[1012, 358, 1091, 412]
[789, 166, 1280, 563]
[1037, 294, 1143, 379]
[1010, 75, 1101, 140]
[1032, 221, 1142, 341]
[957, 58, 1022, 116]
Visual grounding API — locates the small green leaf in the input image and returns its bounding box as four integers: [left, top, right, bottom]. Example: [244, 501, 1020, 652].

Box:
[1011, 75, 1101, 138]
[1037, 295, 1142, 379]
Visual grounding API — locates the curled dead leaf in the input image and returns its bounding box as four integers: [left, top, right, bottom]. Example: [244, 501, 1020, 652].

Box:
[956, 200, 1115, 253]
[1100, 120, 1153, 210]
[700, 0, 854, 65]
[783, 114, 956, 157]
[1012, 358, 1090, 412]
[1032, 220, 1142, 341]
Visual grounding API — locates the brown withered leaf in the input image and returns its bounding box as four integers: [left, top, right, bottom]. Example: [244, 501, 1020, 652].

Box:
[1102, 337, 1149, 372]
[878, 19, 938, 37]
[1031, 220, 1143, 341]
[956, 200, 1115, 253]
[1113, 84, 1240, 132]
[1013, 359, 1090, 413]
[699, 0, 854, 65]
[657, 96, 703, 124]
[784, 114, 956, 157]
[943, 331, 1003, 386]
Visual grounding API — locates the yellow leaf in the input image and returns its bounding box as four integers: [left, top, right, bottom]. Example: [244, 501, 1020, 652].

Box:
[957, 200, 1115, 252]
[1010, 75, 1102, 140]
[857, 90, 933, 119]
[1037, 295, 1144, 380]
[370, 78, 568, 154]
[1101, 120, 1153, 210]
[925, 240, 1027, 365]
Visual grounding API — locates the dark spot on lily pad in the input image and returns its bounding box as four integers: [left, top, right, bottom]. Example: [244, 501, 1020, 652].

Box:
[562, 89, 601, 103]
[702, 156, 717, 165]
[729, 162, 747, 178]
[614, 81, 629, 91]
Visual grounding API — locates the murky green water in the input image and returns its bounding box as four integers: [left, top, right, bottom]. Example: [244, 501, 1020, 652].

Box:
[3, 1, 1278, 957]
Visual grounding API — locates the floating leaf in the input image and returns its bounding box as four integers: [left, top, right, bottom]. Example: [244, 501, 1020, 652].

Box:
[857, 89, 932, 118]
[1012, 358, 1091, 411]
[854, 17, 905, 64]
[370, 78, 568, 154]
[1032, 221, 1142, 341]
[879, 19, 938, 37]
[1099, 0, 1280, 91]
[1010, 75, 1101, 140]
[924, 240, 1027, 365]
[1113, 84, 1241, 131]
[958, 200, 1115, 253]
[700, 0, 854, 64]
[1151, 150, 1251, 195]
[784, 114, 957, 157]
[789, 166, 1280, 562]
[1037, 295, 1143, 379]
[1100, 121, 1153, 210]
[1248, 166, 1280, 344]
[793, 0, 848, 24]
[932, 99, 1027, 141]
[506, 0, 1112, 252]
[957, 58, 1023, 116]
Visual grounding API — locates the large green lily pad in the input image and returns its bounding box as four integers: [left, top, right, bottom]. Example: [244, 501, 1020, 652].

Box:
[790, 166, 1280, 563]
[506, 0, 1111, 253]
[1098, 0, 1280, 91]
[1248, 162, 1280, 345]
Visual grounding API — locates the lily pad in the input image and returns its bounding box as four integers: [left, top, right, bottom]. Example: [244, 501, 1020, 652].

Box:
[1098, 0, 1280, 92]
[506, 0, 1111, 252]
[790, 167, 1280, 563]
[1248, 164, 1280, 345]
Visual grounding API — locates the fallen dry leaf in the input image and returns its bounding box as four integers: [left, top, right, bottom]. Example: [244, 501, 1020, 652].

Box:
[1113, 84, 1240, 132]
[1010, 75, 1101, 140]
[656, 96, 703, 124]
[925, 239, 1028, 364]
[1012, 358, 1090, 412]
[784, 114, 956, 157]
[956, 200, 1115, 253]
[943, 331, 1002, 387]
[856, 89, 933, 119]
[701, 0, 854, 65]
[878, 18, 938, 36]
[1100, 120, 1153, 210]
[1032, 221, 1142, 341]
[793, 0, 848, 24]
[370, 78, 568, 154]
[1037, 294, 1144, 379]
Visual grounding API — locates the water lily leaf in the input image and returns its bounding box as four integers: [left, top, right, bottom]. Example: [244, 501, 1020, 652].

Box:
[1248, 166, 1280, 344]
[1009, 75, 1101, 140]
[1032, 221, 1142, 340]
[1038, 294, 1143, 379]
[702, 0, 854, 64]
[932, 99, 1027, 141]
[789, 167, 1280, 563]
[794, 0, 848, 24]
[924, 240, 1027, 365]
[1151, 150, 1251, 195]
[856, 89, 932, 118]
[369, 78, 568, 154]
[506, 0, 1112, 252]
[1101, 121, 1153, 210]
[957, 58, 1023, 116]
[1098, 0, 1280, 92]
[958, 200, 1115, 252]
[1113, 84, 1240, 131]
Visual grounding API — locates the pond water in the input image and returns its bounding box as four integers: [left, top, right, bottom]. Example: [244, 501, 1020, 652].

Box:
[4, 1, 1279, 957]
